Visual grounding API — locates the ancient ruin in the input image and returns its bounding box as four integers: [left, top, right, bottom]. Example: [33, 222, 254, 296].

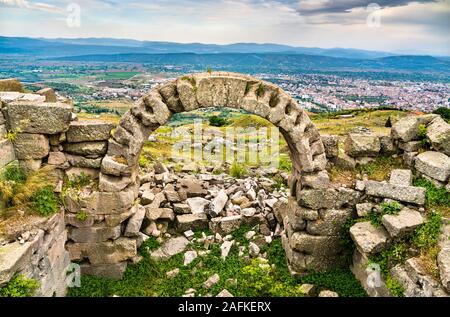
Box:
[0, 73, 449, 297]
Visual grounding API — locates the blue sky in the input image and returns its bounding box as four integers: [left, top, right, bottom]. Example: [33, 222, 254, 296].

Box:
[0, 0, 449, 55]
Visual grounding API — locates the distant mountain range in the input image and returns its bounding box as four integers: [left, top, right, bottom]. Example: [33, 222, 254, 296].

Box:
[1, 36, 449, 79]
[0, 36, 396, 59]
[50, 53, 450, 75]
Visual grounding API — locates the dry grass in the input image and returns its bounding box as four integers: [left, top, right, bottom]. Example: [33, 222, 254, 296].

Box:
[311, 110, 408, 136]
[0, 78, 24, 92]
[417, 246, 441, 280]
[329, 167, 357, 187]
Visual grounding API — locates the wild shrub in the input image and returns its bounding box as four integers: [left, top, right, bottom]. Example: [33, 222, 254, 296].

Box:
[0, 274, 39, 297]
[229, 161, 247, 178]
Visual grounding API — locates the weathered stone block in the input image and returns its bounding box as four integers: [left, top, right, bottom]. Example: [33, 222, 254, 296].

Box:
[176, 213, 208, 232]
[298, 187, 360, 210]
[124, 206, 145, 237]
[365, 180, 426, 205]
[36, 87, 57, 102]
[399, 141, 421, 152]
[344, 133, 380, 157]
[289, 232, 343, 257]
[6, 101, 73, 134]
[80, 262, 127, 280]
[391, 114, 437, 142]
[321, 135, 339, 158]
[389, 169, 413, 186]
[66, 120, 114, 143]
[63, 141, 108, 156]
[0, 139, 16, 168]
[67, 237, 137, 265]
[381, 208, 424, 238]
[13, 133, 49, 159]
[66, 154, 102, 168]
[306, 209, 353, 236]
[415, 151, 450, 182]
[349, 221, 389, 254]
[426, 116, 450, 156]
[68, 224, 121, 243]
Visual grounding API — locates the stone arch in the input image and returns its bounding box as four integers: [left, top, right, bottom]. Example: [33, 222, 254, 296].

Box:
[99, 72, 327, 192]
[96, 72, 335, 275]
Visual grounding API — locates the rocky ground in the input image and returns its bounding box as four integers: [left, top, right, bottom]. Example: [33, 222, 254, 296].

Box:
[67, 161, 365, 297]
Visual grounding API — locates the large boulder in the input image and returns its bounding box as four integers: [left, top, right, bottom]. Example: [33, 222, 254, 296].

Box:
[391, 114, 437, 142]
[344, 133, 380, 157]
[5, 101, 73, 134]
[13, 133, 49, 159]
[427, 116, 450, 156]
[415, 151, 450, 182]
[66, 121, 114, 143]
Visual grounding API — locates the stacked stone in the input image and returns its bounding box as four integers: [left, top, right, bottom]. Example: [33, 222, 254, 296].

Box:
[59, 121, 115, 178]
[280, 181, 361, 274]
[350, 169, 448, 297]
[0, 100, 16, 169]
[0, 212, 70, 297]
[391, 114, 450, 190]
[4, 100, 73, 173]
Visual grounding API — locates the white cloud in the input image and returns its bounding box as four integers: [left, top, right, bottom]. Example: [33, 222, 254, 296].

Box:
[0, 0, 63, 13]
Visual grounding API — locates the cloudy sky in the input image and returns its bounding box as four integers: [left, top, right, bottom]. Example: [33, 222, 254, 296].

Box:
[0, 0, 449, 55]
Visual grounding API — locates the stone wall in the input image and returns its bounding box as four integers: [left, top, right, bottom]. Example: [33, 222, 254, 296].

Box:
[0, 211, 69, 297]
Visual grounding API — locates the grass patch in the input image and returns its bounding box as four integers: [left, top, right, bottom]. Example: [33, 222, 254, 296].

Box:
[0, 274, 39, 297]
[413, 178, 450, 214]
[30, 185, 59, 217]
[357, 156, 405, 181]
[386, 275, 405, 297]
[298, 269, 367, 297]
[411, 212, 442, 250]
[68, 231, 365, 298]
[0, 165, 58, 216]
[229, 162, 247, 178]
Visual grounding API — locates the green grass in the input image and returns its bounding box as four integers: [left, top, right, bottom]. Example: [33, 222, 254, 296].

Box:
[298, 269, 367, 297]
[413, 178, 450, 211]
[229, 162, 247, 178]
[68, 232, 366, 298]
[0, 274, 40, 297]
[356, 156, 405, 181]
[411, 212, 442, 250]
[96, 72, 140, 80]
[31, 185, 59, 217]
[386, 275, 405, 297]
